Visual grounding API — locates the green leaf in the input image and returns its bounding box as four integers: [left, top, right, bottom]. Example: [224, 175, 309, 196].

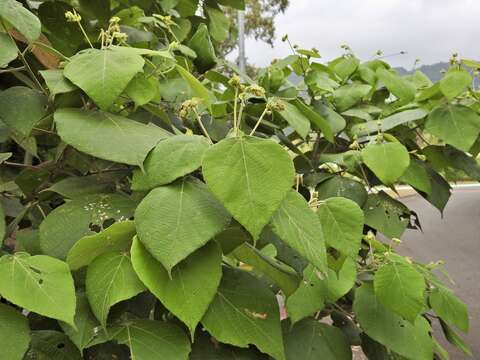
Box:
[132, 135, 210, 191]
[86, 252, 146, 327]
[0, 203, 5, 243]
[54, 108, 170, 167]
[284, 319, 352, 360]
[376, 68, 416, 103]
[0, 86, 47, 140]
[312, 102, 346, 134]
[39, 194, 135, 259]
[0, 0, 41, 42]
[353, 284, 434, 360]
[352, 109, 429, 136]
[440, 68, 472, 100]
[175, 64, 215, 104]
[317, 197, 364, 257]
[439, 320, 472, 356]
[317, 176, 368, 207]
[202, 267, 286, 360]
[333, 83, 372, 111]
[67, 220, 136, 270]
[203, 136, 294, 240]
[374, 261, 425, 323]
[39, 69, 77, 96]
[24, 330, 82, 359]
[276, 100, 311, 139]
[233, 243, 299, 296]
[425, 104, 480, 151]
[79, 0, 111, 23]
[286, 264, 326, 324]
[292, 99, 333, 141]
[43, 173, 119, 199]
[362, 142, 410, 185]
[125, 72, 159, 107]
[324, 257, 357, 302]
[0, 32, 17, 68]
[64, 48, 144, 110]
[430, 286, 469, 333]
[111, 319, 191, 360]
[271, 190, 327, 273]
[0, 303, 30, 360]
[399, 158, 432, 194]
[188, 23, 217, 73]
[331, 55, 359, 80]
[0, 253, 76, 325]
[363, 191, 410, 238]
[131, 238, 222, 336]
[59, 292, 100, 351]
[206, 5, 230, 42]
[135, 178, 230, 273]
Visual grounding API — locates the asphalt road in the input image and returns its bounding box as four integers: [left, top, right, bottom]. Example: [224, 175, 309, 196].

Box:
[399, 186, 480, 359]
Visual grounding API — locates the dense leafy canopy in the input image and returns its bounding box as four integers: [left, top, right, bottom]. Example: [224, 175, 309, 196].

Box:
[0, 0, 474, 358]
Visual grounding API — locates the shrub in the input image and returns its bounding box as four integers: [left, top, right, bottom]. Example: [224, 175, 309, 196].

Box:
[0, 0, 476, 359]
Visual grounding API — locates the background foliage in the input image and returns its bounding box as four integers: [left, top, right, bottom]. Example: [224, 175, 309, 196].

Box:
[0, 0, 477, 359]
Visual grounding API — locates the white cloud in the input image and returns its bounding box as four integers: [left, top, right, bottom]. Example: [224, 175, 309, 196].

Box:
[242, 0, 480, 69]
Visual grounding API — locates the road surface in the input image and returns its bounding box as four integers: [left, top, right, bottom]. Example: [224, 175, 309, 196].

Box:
[400, 186, 480, 359]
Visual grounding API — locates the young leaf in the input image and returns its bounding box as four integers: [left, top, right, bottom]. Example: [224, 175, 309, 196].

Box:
[286, 258, 356, 324]
[376, 68, 416, 103]
[439, 319, 472, 356]
[317, 175, 368, 207]
[425, 104, 480, 151]
[0, 253, 76, 325]
[233, 243, 299, 296]
[132, 135, 210, 191]
[440, 68, 472, 100]
[202, 267, 286, 360]
[86, 252, 146, 327]
[353, 284, 434, 360]
[399, 158, 432, 194]
[284, 319, 352, 360]
[125, 72, 159, 107]
[276, 100, 311, 139]
[39, 69, 77, 96]
[67, 220, 136, 270]
[39, 194, 135, 259]
[202, 136, 295, 240]
[54, 108, 170, 167]
[0, 303, 31, 360]
[63, 48, 145, 110]
[430, 286, 469, 333]
[130, 238, 222, 336]
[0, 0, 41, 42]
[134, 178, 230, 273]
[59, 292, 101, 351]
[205, 5, 230, 42]
[363, 192, 411, 238]
[271, 190, 327, 273]
[374, 261, 425, 323]
[188, 23, 217, 73]
[176, 64, 215, 104]
[111, 319, 191, 360]
[333, 83, 372, 111]
[286, 265, 326, 324]
[317, 197, 364, 257]
[362, 142, 410, 185]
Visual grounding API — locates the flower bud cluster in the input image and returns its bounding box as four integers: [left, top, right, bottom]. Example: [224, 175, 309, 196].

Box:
[65, 10, 82, 23]
[179, 98, 201, 118]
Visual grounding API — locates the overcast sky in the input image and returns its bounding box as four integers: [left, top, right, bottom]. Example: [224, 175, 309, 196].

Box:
[244, 0, 480, 69]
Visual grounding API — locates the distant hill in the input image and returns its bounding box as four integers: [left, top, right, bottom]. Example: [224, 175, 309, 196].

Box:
[395, 62, 449, 82]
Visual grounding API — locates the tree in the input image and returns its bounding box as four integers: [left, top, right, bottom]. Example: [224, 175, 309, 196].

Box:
[0, 0, 474, 358]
